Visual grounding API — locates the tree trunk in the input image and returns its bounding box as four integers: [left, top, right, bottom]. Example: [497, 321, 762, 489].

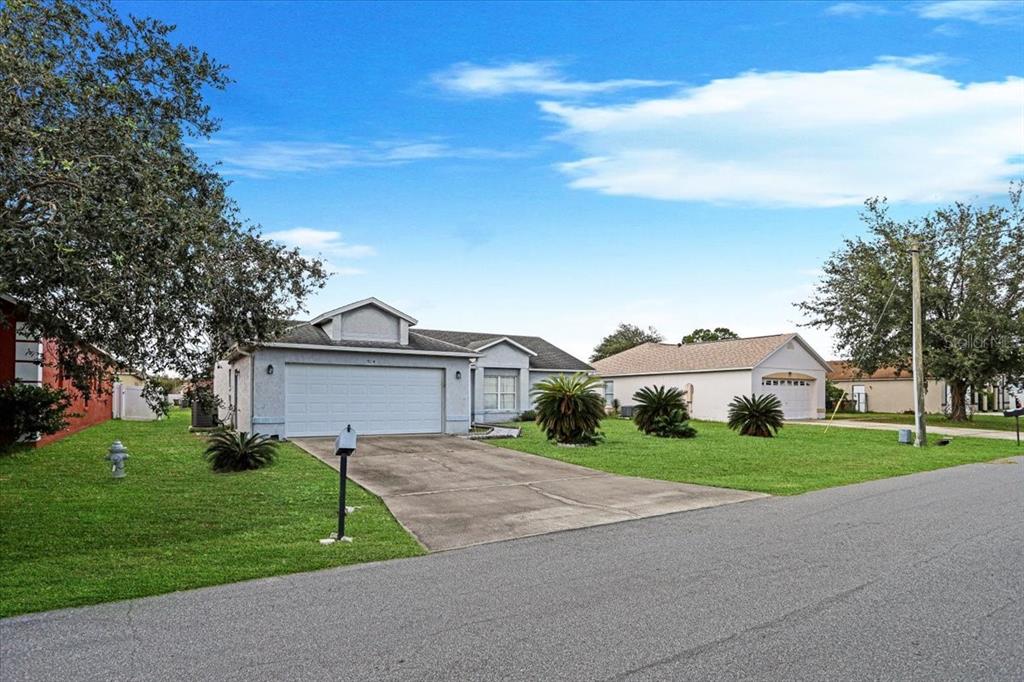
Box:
[948, 379, 969, 421]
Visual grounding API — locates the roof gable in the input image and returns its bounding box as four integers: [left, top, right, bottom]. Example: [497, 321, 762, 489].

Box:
[309, 297, 417, 327]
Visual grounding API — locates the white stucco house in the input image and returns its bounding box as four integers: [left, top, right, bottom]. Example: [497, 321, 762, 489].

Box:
[593, 334, 830, 421]
[213, 297, 592, 437]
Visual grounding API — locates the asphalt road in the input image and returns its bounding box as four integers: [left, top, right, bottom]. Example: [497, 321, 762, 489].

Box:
[2, 457, 1022, 681]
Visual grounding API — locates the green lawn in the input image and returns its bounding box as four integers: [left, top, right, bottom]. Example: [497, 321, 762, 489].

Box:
[0, 410, 423, 618]
[492, 418, 1019, 496]
[830, 411, 1022, 432]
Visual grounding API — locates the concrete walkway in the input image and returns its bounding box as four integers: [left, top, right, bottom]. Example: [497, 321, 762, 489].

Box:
[291, 435, 765, 551]
[788, 418, 1020, 441]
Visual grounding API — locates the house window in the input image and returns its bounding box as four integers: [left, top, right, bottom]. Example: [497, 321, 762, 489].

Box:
[604, 380, 614, 404]
[484, 374, 518, 411]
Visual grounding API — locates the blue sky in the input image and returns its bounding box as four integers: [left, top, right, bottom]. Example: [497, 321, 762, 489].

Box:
[118, 0, 1023, 361]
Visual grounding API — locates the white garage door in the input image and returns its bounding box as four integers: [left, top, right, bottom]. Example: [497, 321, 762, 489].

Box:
[285, 364, 444, 437]
[759, 378, 815, 420]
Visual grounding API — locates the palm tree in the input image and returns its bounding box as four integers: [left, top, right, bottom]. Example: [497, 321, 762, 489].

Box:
[532, 373, 605, 445]
[632, 385, 689, 434]
[204, 430, 277, 472]
[727, 394, 785, 437]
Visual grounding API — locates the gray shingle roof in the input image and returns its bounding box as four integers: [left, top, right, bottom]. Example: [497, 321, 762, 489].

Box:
[592, 334, 797, 376]
[415, 329, 593, 371]
[274, 324, 477, 354]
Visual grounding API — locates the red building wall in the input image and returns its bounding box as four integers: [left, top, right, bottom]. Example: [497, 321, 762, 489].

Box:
[35, 340, 113, 446]
[0, 300, 113, 446]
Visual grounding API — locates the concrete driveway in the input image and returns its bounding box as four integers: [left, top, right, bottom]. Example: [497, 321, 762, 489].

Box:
[291, 435, 765, 551]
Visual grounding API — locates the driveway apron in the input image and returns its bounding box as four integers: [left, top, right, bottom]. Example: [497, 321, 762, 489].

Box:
[291, 435, 765, 551]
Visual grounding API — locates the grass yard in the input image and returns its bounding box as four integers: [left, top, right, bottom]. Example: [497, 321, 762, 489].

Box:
[830, 411, 1022, 432]
[0, 410, 423, 618]
[492, 418, 1020, 496]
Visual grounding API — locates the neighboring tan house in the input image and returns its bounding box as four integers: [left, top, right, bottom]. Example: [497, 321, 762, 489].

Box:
[213, 297, 592, 438]
[593, 333, 830, 421]
[1, 296, 113, 445]
[827, 362, 949, 414]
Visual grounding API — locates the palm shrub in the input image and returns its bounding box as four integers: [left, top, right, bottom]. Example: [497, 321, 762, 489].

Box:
[204, 430, 277, 472]
[532, 373, 606, 445]
[727, 394, 785, 437]
[649, 409, 698, 438]
[632, 386, 689, 434]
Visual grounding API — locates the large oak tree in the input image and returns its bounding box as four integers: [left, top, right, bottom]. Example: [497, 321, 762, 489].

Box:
[1, 0, 327, 408]
[799, 189, 1024, 420]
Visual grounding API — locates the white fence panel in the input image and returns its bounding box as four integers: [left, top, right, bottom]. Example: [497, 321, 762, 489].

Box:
[112, 383, 162, 421]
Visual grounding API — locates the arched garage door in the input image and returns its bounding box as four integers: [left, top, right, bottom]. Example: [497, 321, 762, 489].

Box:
[285, 364, 444, 437]
[759, 376, 815, 420]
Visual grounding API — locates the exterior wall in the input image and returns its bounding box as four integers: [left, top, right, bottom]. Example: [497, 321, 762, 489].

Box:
[115, 373, 146, 388]
[606, 370, 753, 422]
[0, 301, 14, 384]
[250, 347, 471, 438]
[37, 340, 113, 446]
[232, 353, 254, 433]
[472, 341, 531, 424]
[337, 306, 401, 343]
[831, 378, 947, 414]
[752, 340, 828, 419]
[213, 360, 232, 424]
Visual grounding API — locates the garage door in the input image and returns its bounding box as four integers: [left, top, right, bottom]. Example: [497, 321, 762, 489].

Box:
[759, 378, 815, 420]
[285, 364, 444, 437]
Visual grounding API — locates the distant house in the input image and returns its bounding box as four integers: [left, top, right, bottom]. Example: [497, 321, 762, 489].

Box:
[1, 296, 113, 445]
[213, 297, 592, 437]
[593, 334, 830, 421]
[826, 361, 948, 414]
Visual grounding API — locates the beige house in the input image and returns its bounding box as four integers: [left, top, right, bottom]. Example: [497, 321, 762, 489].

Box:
[827, 362, 947, 414]
[594, 333, 829, 421]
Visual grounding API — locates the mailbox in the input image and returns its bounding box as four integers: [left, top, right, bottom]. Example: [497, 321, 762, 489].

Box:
[335, 424, 357, 457]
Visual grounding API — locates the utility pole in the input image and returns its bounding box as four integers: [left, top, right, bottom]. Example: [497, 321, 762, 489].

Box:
[910, 239, 927, 447]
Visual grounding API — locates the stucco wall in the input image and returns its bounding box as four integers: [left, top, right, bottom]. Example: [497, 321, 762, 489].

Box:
[472, 341, 531, 424]
[606, 370, 753, 422]
[213, 360, 231, 424]
[250, 347, 472, 437]
[232, 353, 253, 433]
[337, 306, 400, 343]
[751, 340, 828, 419]
[831, 378, 947, 414]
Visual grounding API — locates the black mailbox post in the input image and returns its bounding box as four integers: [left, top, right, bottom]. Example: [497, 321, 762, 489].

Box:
[1004, 407, 1023, 447]
[333, 424, 357, 541]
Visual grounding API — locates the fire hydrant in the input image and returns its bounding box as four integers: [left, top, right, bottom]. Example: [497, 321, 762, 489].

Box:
[106, 441, 129, 479]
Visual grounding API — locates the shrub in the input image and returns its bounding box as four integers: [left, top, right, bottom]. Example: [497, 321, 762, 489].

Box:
[517, 409, 537, 422]
[0, 382, 73, 452]
[632, 385, 689, 434]
[727, 394, 785, 437]
[204, 430, 277, 472]
[649, 409, 698, 438]
[532, 373, 605, 445]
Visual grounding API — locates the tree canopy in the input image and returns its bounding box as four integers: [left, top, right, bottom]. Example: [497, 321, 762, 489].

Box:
[0, 0, 327, 408]
[681, 327, 739, 344]
[591, 323, 663, 362]
[799, 188, 1024, 420]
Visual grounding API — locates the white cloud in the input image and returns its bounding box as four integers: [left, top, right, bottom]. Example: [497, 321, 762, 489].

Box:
[540, 61, 1023, 207]
[825, 2, 893, 17]
[432, 61, 675, 98]
[915, 1, 1022, 24]
[875, 53, 951, 68]
[193, 137, 525, 177]
[265, 228, 376, 259]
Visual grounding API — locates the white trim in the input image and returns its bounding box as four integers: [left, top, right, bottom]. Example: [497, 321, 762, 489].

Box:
[474, 337, 537, 356]
[532, 368, 595, 373]
[755, 333, 832, 373]
[309, 297, 418, 327]
[595, 367, 753, 378]
[261, 341, 478, 358]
